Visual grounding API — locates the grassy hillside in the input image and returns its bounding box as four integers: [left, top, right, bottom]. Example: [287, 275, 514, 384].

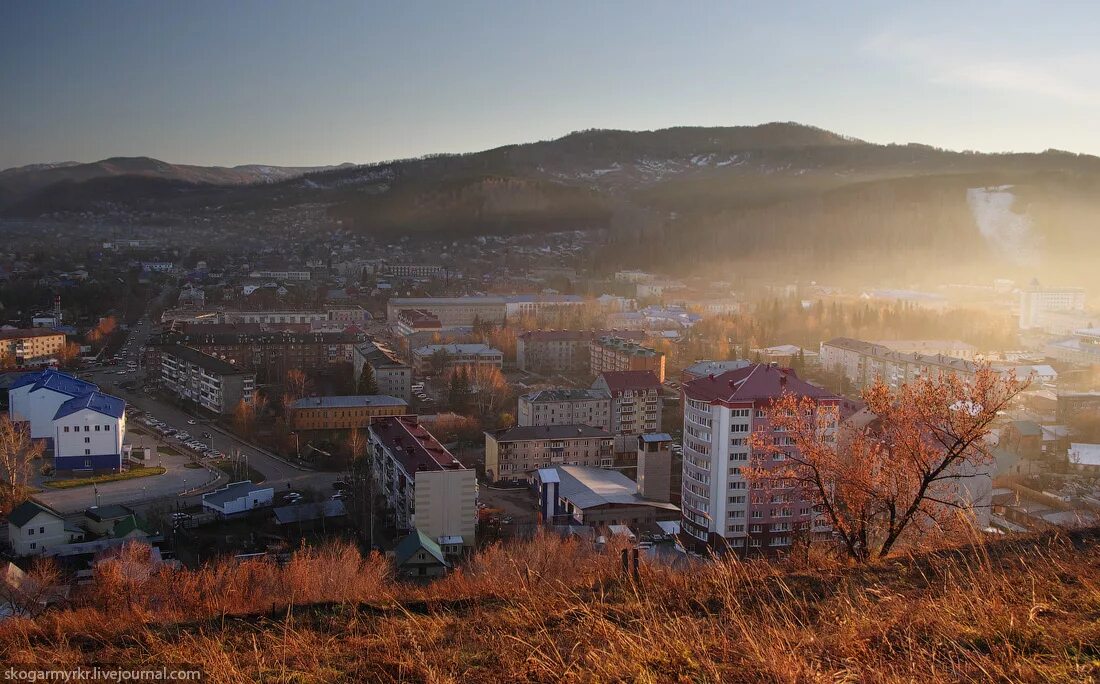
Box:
[2, 530, 1098, 682]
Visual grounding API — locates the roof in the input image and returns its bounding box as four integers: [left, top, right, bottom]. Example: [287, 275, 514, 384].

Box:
[683, 360, 751, 378]
[593, 336, 662, 357]
[393, 529, 448, 567]
[519, 329, 646, 342]
[640, 433, 673, 443]
[84, 504, 134, 522]
[594, 370, 662, 394]
[521, 388, 610, 403]
[14, 369, 98, 397]
[202, 481, 273, 507]
[111, 515, 150, 538]
[54, 391, 126, 421]
[355, 340, 409, 369]
[0, 328, 64, 340]
[489, 424, 613, 442]
[273, 500, 347, 525]
[291, 395, 407, 410]
[411, 343, 501, 356]
[1011, 420, 1043, 437]
[1069, 443, 1100, 467]
[683, 364, 836, 404]
[162, 344, 250, 376]
[6, 499, 62, 527]
[369, 415, 463, 473]
[541, 465, 679, 512]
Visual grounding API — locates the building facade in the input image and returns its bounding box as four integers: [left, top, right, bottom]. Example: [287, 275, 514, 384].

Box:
[289, 395, 408, 431]
[352, 340, 413, 402]
[0, 329, 66, 366]
[516, 329, 647, 374]
[1019, 280, 1085, 330]
[52, 391, 126, 471]
[591, 371, 663, 443]
[368, 416, 477, 548]
[386, 295, 584, 327]
[590, 336, 666, 383]
[9, 369, 101, 440]
[484, 424, 614, 481]
[819, 338, 981, 389]
[680, 364, 841, 556]
[410, 343, 504, 375]
[517, 388, 612, 432]
[160, 345, 256, 415]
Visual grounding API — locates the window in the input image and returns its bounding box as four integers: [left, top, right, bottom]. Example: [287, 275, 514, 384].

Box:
[84, 426, 89, 432]
[84, 437, 90, 444]
[39, 526, 44, 533]
[95, 425, 101, 431]
[27, 528, 33, 536]
[729, 482, 746, 490]
[751, 510, 762, 518]
[105, 424, 111, 431]
[728, 495, 745, 504]
[63, 426, 69, 433]
[84, 449, 91, 456]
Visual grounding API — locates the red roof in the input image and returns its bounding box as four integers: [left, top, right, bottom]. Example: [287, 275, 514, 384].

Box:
[368, 415, 463, 473]
[595, 370, 661, 394]
[683, 364, 837, 404]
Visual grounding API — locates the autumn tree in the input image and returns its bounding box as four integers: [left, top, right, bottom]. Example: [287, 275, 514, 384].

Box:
[0, 556, 63, 618]
[233, 393, 268, 438]
[0, 416, 45, 514]
[58, 341, 82, 368]
[285, 368, 311, 401]
[748, 366, 1026, 563]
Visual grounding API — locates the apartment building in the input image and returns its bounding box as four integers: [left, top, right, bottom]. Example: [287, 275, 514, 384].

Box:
[249, 270, 311, 281]
[385, 294, 584, 326]
[517, 388, 612, 432]
[289, 395, 408, 431]
[1019, 280, 1085, 330]
[591, 370, 663, 460]
[0, 329, 66, 365]
[367, 416, 477, 549]
[873, 339, 977, 360]
[819, 338, 982, 389]
[160, 306, 369, 327]
[352, 340, 412, 402]
[681, 360, 752, 383]
[1045, 328, 1100, 365]
[484, 425, 614, 481]
[410, 343, 503, 375]
[393, 309, 443, 337]
[146, 329, 364, 382]
[680, 364, 841, 555]
[160, 345, 255, 415]
[383, 264, 447, 278]
[590, 336, 666, 383]
[516, 329, 646, 374]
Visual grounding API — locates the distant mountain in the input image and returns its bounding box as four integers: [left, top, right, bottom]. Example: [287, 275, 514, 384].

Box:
[5, 123, 1100, 288]
[0, 156, 354, 199]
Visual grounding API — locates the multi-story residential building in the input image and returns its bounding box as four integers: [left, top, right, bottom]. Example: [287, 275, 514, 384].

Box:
[9, 369, 101, 440]
[385, 295, 584, 326]
[352, 340, 412, 402]
[145, 329, 365, 382]
[517, 388, 612, 432]
[249, 270, 311, 281]
[873, 339, 978, 360]
[159, 306, 369, 327]
[1019, 279, 1085, 330]
[1045, 328, 1100, 365]
[393, 309, 443, 338]
[1056, 391, 1100, 423]
[383, 264, 447, 278]
[52, 391, 126, 472]
[160, 345, 256, 415]
[289, 395, 408, 431]
[367, 416, 477, 549]
[516, 329, 647, 374]
[484, 425, 614, 481]
[410, 343, 504, 375]
[591, 336, 666, 383]
[680, 364, 841, 555]
[819, 338, 982, 389]
[592, 371, 663, 459]
[0, 329, 66, 366]
[681, 360, 752, 383]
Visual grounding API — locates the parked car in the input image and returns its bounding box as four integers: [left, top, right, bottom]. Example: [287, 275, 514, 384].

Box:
[332, 481, 350, 491]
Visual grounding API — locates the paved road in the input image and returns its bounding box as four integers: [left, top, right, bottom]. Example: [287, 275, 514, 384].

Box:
[64, 317, 340, 515]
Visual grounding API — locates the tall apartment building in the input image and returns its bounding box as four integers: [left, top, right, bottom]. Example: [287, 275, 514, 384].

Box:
[410, 343, 504, 376]
[385, 294, 584, 326]
[289, 395, 409, 431]
[352, 340, 412, 402]
[160, 345, 256, 415]
[1019, 280, 1086, 330]
[873, 340, 977, 360]
[591, 336, 666, 383]
[484, 425, 614, 481]
[516, 329, 647, 374]
[0, 329, 66, 366]
[517, 388, 612, 432]
[819, 338, 981, 389]
[592, 371, 663, 460]
[680, 364, 840, 555]
[367, 416, 477, 549]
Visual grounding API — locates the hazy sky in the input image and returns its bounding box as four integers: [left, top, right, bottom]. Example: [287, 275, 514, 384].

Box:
[3, 1, 1100, 169]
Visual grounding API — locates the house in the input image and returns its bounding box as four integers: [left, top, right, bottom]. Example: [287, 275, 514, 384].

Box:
[392, 529, 450, 578]
[83, 504, 136, 536]
[201, 481, 275, 517]
[6, 500, 84, 556]
[52, 391, 126, 472]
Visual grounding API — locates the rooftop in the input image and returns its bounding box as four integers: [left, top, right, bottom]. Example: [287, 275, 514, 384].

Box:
[14, 369, 99, 397]
[412, 343, 501, 356]
[0, 328, 64, 340]
[202, 481, 273, 508]
[684, 364, 837, 404]
[521, 388, 610, 403]
[163, 344, 251, 376]
[54, 391, 126, 420]
[541, 465, 679, 511]
[7, 499, 62, 528]
[489, 425, 613, 442]
[370, 415, 463, 474]
[519, 329, 647, 342]
[594, 370, 662, 394]
[291, 395, 408, 410]
[393, 529, 448, 567]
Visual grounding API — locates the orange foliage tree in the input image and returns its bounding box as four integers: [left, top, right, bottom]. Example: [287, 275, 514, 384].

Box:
[748, 366, 1026, 563]
[0, 416, 45, 514]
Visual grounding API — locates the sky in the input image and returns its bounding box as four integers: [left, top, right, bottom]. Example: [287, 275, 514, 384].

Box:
[2, 1, 1100, 169]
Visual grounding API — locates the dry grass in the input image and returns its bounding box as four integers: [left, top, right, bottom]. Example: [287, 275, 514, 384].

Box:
[2, 531, 1098, 683]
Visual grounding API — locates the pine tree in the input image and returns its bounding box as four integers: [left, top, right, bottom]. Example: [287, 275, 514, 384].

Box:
[357, 364, 380, 395]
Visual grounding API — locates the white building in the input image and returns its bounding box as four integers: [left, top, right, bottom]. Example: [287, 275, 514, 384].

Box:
[6, 500, 84, 556]
[9, 369, 100, 440]
[1019, 280, 1086, 331]
[201, 481, 275, 517]
[52, 391, 126, 472]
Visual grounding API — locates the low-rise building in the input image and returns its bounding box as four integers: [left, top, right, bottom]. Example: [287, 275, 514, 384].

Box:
[386, 295, 584, 327]
[6, 500, 84, 556]
[9, 369, 100, 440]
[410, 343, 503, 376]
[0, 329, 66, 366]
[393, 530, 450, 578]
[517, 388, 611, 432]
[289, 395, 408, 431]
[516, 329, 647, 374]
[352, 340, 412, 402]
[52, 391, 126, 472]
[591, 336, 666, 383]
[201, 481, 275, 517]
[368, 415, 477, 549]
[160, 345, 256, 415]
[531, 465, 680, 529]
[484, 425, 614, 482]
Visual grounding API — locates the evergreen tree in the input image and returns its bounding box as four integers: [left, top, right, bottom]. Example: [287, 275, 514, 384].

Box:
[357, 364, 380, 395]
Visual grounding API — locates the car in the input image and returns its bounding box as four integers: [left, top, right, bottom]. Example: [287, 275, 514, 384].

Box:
[332, 481, 350, 491]
[201, 432, 211, 439]
[187, 419, 197, 425]
[331, 492, 345, 500]
[208, 450, 223, 458]
[171, 512, 192, 522]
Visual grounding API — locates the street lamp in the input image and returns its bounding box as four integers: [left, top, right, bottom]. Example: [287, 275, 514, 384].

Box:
[291, 431, 300, 459]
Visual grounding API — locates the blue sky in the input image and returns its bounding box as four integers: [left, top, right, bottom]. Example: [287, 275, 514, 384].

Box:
[2, 1, 1099, 168]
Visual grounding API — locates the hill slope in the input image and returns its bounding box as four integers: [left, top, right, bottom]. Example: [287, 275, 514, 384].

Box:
[2, 530, 1097, 682]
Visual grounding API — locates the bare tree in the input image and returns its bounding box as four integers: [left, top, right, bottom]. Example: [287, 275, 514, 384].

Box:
[0, 416, 45, 514]
[0, 557, 64, 618]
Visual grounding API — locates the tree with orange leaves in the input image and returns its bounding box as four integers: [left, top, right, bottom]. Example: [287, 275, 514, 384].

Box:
[748, 366, 1026, 563]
